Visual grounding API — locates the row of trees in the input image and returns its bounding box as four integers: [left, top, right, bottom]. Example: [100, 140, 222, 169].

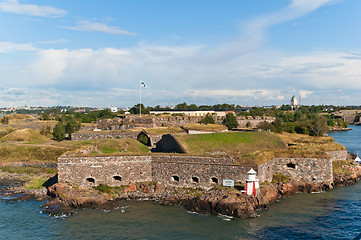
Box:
[52, 117, 81, 141]
[258, 114, 347, 136]
[45, 103, 349, 140]
[198, 109, 347, 136]
[199, 113, 239, 129]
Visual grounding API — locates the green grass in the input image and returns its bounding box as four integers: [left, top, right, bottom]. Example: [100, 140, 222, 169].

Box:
[94, 184, 128, 194]
[1, 128, 49, 144]
[140, 127, 186, 135]
[172, 187, 205, 197]
[66, 138, 150, 156]
[24, 177, 48, 189]
[0, 165, 57, 175]
[332, 160, 353, 175]
[182, 123, 227, 132]
[272, 173, 290, 184]
[176, 132, 286, 160]
[96, 139, 149, 154]
[0, 142, 70, 162]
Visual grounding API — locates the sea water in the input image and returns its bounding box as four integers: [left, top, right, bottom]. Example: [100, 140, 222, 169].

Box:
[0, 126, 361, 240]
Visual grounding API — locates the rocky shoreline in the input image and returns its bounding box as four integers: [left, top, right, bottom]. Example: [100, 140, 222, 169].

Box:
[2, 160, 361, 218]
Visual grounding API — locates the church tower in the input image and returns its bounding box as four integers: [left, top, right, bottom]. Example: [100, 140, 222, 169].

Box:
[291, 95, 298, 110]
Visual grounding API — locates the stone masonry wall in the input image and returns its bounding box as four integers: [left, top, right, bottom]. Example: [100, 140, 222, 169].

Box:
[58, 154, 334, 189]
[268, 158, 333, 183]
[325, 150, 348, 162]
[58, 156, 152, 188]
[71, 131, 139, 141]
[96, 115, 275, 129]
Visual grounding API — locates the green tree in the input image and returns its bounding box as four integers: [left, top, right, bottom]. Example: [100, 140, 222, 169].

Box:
[175, 102, 188, 110]
[222, 113, 239, 129]
[187, 104, 199, 111]
[308, 115, 328, 136]
[65, 119, 81, 138]
[258, 121, 276, 132]
[0, 116, 9, 124]
[129, 104, 149, 114]
[199, 113, 215, 124]
[52, 123, 66, 141]
[42, 113, 50, 121]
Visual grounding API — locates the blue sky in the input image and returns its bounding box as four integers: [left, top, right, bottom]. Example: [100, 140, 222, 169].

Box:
[0, 0, 361, 108]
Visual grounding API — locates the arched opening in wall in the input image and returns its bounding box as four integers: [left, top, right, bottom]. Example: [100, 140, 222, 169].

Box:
[113, 176, 122, 181]
[171, 176, 180, 182]
[86, 177, 95, 184]
[192, 177, 200, 183]
[287, 163, 297, 169]
[211, 177, 219, 184]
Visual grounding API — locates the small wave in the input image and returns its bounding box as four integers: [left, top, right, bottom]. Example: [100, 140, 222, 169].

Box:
[187, 211, 199, 215]
[217, 214, 234, 221]
[119, 205, 130, 213]
[53, 213, 71, 219]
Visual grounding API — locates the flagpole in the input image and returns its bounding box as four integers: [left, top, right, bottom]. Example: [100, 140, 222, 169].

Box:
[139, 81, 142, 117]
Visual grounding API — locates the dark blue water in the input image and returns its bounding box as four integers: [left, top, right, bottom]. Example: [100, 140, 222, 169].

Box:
[1, 127, 361, 240]
[328, 125, 361, 155]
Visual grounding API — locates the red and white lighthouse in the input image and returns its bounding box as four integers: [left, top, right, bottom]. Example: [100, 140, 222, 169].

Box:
[243, 168, 259, 196]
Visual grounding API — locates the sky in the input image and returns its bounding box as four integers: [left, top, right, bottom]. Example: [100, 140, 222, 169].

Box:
[1, 0, 361, 108]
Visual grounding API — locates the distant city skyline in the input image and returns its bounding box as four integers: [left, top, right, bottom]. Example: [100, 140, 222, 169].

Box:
[0, 0, 361, 107]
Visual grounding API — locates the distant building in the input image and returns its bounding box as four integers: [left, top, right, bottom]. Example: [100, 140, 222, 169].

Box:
[110, 106, 118, 113]
[291, 95, 298, 110]
[74, 109, 86, 113]
[149, 110, 229, 117]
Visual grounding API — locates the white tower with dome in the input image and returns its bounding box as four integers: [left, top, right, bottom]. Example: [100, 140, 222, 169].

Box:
[291, 95, 298, 110]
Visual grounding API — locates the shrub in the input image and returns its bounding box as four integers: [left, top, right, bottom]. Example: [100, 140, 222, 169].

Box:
[52, 123, 66, 141]
[222, 113, 239, 129]
[199, 113, 215, 124]
[24, 177, 48, 189]
[272, 173, 290, 184]
[0, 116, 9, 124]
[40, 125, 52, 136]
[42, 113, 50, 121]
[95, 184, 114, 194]
[137, 131, 151, 146]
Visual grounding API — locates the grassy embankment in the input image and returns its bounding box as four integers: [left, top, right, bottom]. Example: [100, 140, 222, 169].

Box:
[78, 126, 187, 135]
[175, 131, 345, 165]
[182, 123, 227, 132]
[63, 138, 150, 156]
[0, 114, 56, 137]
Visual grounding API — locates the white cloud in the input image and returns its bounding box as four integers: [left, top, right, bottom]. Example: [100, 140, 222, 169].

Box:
[0, 0, 352, 107]
[198, 0, 338, 65]
[299, 90, 313, 98]
[0, 42, 38, 53]
[1, 42, 358, 107]
[0, 0, 66, 17]
[60, 21, 136, 35]
[247, 0, 337, 32]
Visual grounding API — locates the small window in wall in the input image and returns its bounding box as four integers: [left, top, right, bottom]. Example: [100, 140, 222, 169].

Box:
[113, 176, 122, 181]
[211, 177, 219, 184]
[287, 163, 297, 169]
[192, 177, 200, 183]
[86, 177, 95, 184]
[171, 176, 180, 182]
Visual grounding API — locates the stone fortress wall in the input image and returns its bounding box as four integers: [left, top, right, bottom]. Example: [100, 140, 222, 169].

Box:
[72, 115, 275, 141]
[58, 150, 347, 189]
[64, 115, 345, 190]
[71, 131, 164, 146]
[95, 115, 275, 130]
